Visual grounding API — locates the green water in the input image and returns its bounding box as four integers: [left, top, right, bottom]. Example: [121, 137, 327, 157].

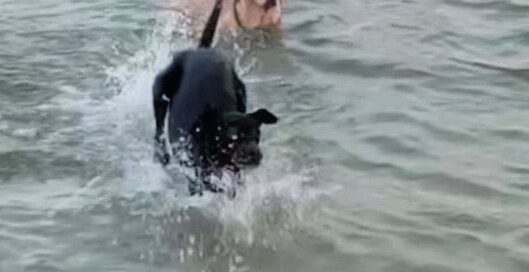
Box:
[2, 0, 529, 271]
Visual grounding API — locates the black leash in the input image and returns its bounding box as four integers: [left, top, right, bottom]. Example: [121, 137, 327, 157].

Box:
[198, 0, 223, 48]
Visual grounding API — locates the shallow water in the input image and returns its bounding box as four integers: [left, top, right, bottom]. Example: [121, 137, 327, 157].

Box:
[2, 0, 529, 271]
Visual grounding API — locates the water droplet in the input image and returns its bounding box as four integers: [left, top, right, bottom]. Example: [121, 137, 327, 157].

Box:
[179, 249, 185, 263]
[214, 244, 221, 254]
[234, 254, 244, 265]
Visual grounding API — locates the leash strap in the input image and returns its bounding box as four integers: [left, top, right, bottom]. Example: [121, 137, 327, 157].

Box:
[198, 0, 223, 47]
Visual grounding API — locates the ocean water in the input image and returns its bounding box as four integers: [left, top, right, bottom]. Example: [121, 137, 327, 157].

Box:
[1, 0, 529, 271]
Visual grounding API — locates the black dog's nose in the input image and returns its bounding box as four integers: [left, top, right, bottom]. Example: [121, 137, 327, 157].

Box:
[264, 0, 277, 10]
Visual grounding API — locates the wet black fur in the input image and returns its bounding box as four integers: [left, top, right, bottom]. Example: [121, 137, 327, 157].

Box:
[152, 0, 277, 196]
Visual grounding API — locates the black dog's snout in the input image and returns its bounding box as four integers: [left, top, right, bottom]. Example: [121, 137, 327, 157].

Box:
[264, 0, 277, 10]
[239, 143, 262, 166]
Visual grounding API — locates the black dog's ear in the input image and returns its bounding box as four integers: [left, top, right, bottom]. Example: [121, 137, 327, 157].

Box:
[249, 109, 278, 125]
[223, 112, 250, 127]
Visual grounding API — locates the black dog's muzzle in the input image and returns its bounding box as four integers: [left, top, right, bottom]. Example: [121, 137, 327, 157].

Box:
[234, 140, 263, 167]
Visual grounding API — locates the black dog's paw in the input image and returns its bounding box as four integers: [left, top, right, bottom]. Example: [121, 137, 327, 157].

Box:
[154, 136, 170, 166]
[204, 173, 238, 199]
[188, 180, 204, 196]
[226, 187, 236, 199]
[155, 151, 170, 166]
[234, 171, 244, 186]
[203, 181, 236, 199]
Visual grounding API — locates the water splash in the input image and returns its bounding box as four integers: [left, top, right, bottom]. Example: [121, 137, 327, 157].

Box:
[53, 9, 331, 269]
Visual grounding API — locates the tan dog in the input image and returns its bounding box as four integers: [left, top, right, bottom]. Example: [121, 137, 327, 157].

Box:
[168, 0, 282, 39]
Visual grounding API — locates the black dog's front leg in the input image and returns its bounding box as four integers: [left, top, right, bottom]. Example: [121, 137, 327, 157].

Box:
[152, 78, 171, 165]
[153, 135, 170, 165]
[153, 88, 168, 138]
[152, 53, 186, 165]
[188, 167, 212, 196]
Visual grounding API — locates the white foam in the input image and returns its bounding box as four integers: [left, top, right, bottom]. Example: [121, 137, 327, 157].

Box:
[12, 128, 38, 139]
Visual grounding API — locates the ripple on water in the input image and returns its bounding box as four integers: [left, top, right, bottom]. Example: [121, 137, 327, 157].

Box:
[3, 0, 529, 271]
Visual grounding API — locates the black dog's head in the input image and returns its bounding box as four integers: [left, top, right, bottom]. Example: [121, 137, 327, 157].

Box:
[217, 109, 278, 168]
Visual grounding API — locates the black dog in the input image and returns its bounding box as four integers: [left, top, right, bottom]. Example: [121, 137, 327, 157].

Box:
[152, 0, 278, 196]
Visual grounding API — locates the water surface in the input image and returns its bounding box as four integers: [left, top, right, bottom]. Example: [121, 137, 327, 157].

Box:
[2, 0, 529, 271]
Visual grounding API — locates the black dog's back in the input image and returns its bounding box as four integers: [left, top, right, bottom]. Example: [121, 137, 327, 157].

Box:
[154, 0, 242, 140]
[167, 50, 241, 141]
[152, 0, 245, 151]
[152, 0, 278, 196]
[154, 49, 245, 142]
